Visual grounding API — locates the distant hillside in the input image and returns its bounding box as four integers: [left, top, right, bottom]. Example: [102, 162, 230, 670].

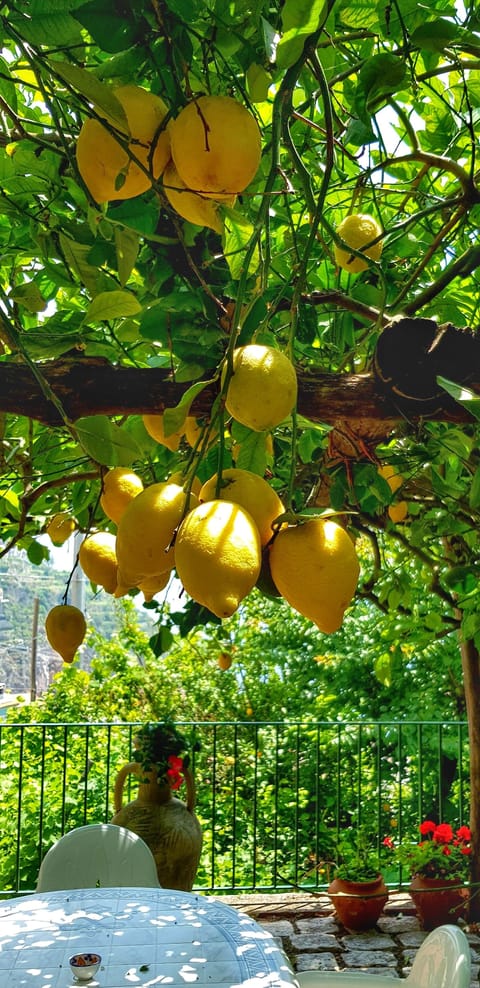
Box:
[0, 549, 154, 694]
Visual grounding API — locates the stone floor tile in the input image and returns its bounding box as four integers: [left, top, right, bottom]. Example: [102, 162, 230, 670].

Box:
[290, 932, 338, 950]
[342, 933, 397, 949]
[342, 950, 397, 967]
[295, 953, 340, 971]
[259, 920, 295, 936]
[397, 931, 428, 947]
[296, 916, 340, 934]
[378, 915, 420, 933]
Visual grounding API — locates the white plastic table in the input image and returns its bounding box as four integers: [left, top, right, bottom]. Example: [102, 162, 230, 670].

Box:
[0, 886, 299, 988]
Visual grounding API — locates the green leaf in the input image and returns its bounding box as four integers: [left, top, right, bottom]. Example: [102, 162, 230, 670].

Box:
[84, 290, 142, 323]
[276, 0, 326, 69]
[73, 0, 138, 53]
[0, 57, 17, 115]
[27, 540, 49, 565]
[10, 283, 47, 313]
[9, 9, 82, 46]
[411, 19, 461, 53]
[223, 209, 259, 281]
[374, 652, 393, 687]
[469, 467, 480, 510]
[58, 234, 101, 296]
[162, 379, 213, 436]
[107, 196, 162, 236]
[114, 227, 140, 287]
[246, 63, 271, 102]
[437, 376, 480, 420]
[74, 416, 141, 466]
[356, 54, 407, 117]
[48, 61, 129, 131]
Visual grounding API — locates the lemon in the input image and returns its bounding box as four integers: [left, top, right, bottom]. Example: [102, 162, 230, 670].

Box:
[163, 160, 234, 233]
[137, 570, 170, 602]
[378, 465, 408, 523]
[184, 415, 219, 450]
[79, 531, 118, 594]
[378, 464, 403, 494]
[168, 470, 202, 498]
[388, 502, 408, 523]
[46, 511, 75, 546]
[100, 467, 144, 525]
[142, 413, 185, 451]
[334, 213, 383, 274]
[223, 344, 297, 432]
[115, 482, 197, 588]
[76, 84, 171, 203]
[175, 499, 261, 618]
[170, 95, 261, 196]
[45, 604, 86, 663]
[218, 651, 233, 670]
[199, 468, 284, 546]
[269, 518, 360, 633]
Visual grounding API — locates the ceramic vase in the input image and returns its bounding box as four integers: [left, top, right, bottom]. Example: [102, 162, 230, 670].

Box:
[111, 762, 202, 891]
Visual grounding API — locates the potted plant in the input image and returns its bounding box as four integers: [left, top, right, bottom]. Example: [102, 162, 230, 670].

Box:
[392, 819, 471, 930]
[327, 828, 390, 930]
[111, 721, 203, 890]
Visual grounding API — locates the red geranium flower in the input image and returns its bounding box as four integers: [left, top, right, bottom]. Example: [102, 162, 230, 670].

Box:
[456, 825, 471, 841]
[433, 823, 454, 844]
[419, 820, 436, 835]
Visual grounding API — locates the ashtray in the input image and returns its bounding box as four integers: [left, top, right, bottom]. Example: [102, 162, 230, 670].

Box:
[69, 952, 102, 981]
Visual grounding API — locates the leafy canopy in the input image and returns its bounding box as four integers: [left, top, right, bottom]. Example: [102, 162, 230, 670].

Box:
[0, 0, 479, 649]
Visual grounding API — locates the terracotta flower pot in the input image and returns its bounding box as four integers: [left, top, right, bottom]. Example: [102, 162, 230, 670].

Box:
[409, 874, 469, 930]
[328, 874, 389, 930]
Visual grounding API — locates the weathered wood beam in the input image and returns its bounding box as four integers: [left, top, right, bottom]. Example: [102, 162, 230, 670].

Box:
[0, 359, 474, 427]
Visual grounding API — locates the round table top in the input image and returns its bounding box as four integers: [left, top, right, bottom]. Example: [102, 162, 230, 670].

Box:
[0, 886, 299, 988]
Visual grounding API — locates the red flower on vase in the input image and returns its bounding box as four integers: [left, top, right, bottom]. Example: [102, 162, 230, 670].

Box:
[167, 754, 184, 790]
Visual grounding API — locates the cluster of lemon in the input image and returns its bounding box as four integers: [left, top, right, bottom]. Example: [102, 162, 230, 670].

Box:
[45, 463, 360, 664]
[44, 341, 360, 664]
[76, 85, 261, 231]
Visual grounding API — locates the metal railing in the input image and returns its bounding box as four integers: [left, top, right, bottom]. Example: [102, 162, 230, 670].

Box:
[0, 719, 470, 897]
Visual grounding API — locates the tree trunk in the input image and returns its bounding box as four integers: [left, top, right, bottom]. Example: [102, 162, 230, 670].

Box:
[459, 633, 480, 921]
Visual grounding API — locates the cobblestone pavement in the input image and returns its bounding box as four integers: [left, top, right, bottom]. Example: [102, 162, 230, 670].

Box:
[220, 892, 480, 985]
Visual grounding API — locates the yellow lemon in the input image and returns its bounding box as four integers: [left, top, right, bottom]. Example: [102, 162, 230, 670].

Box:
[334, 213, 383, 274]
[142, 413, 185, 451]
[163, 160, 234, 233]
[184, 415, 219, 450]
[199, 468, 284, 546]
[170, 95, 261, 195]
[223, 344, 297, 432]
[269, 518, 360, 633]
[168, 471, 202, 498]
[388, 502, 408, 523]
[137, 570, 170, 602]
[378, 465, 408, 522]
[378, 464, 403, 494]
[115, 482, 197, 588]
[45, 604, 86, 663]
[79, 531, 118, 594]
[100, 467, 144, 525]
[76, 84, 171, 203]
[46, 511, 75, 546]
[218, 651, 233, 670]
[175, 499, 261, 619]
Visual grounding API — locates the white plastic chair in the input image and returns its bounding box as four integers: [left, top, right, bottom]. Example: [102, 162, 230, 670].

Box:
[296, 925, 471, 988]
[36, 823, 161, 891]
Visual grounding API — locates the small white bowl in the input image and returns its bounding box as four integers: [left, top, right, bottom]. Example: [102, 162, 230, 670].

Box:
[69, 952, 101, 981]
